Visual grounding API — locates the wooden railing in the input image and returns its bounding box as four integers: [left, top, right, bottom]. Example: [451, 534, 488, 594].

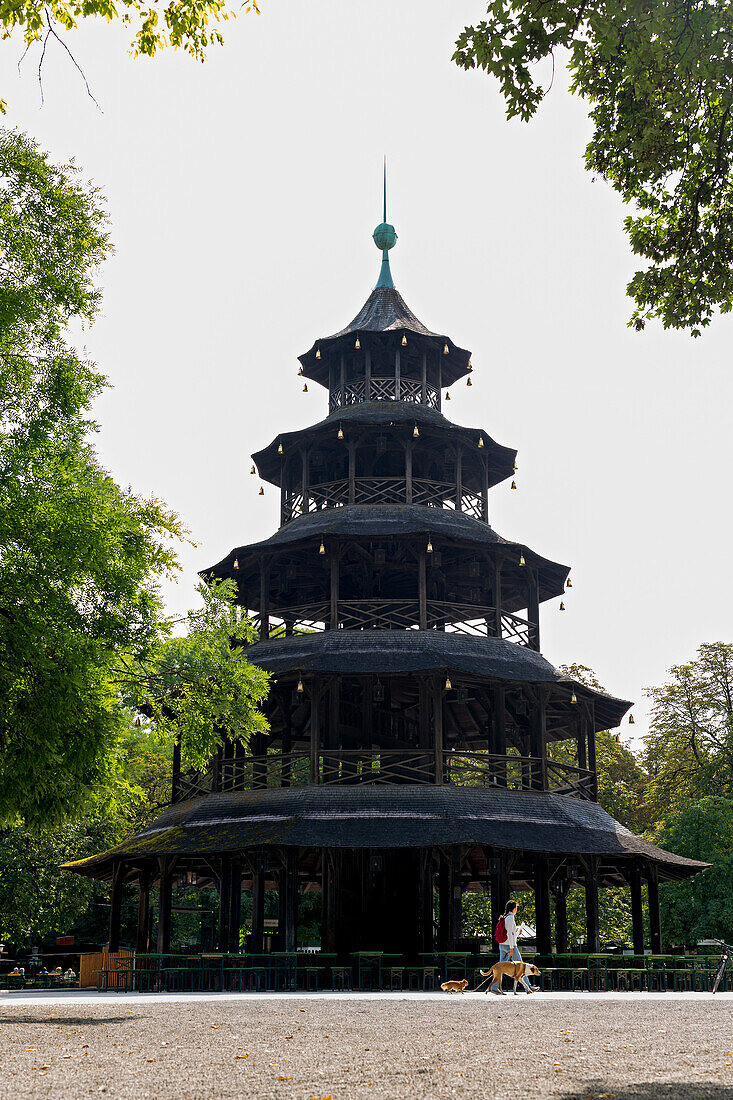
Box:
[257, 600, 534, 646]
[328, 378, 440, 410]
[174, 751, 597, 802]
[281, 476, 485, 523]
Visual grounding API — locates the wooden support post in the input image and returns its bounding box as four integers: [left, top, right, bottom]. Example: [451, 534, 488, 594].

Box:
[418, 850, 434, 952]
[348, 441, 356, 504]
[108, 863, 123, 952]
[530, 692, 547, 790]
[136, 869, 151, 954]
[433, 678, 444, 784]
[322, 850, 338, 953]
[584, 860, 600, 953]
[534, 858, 552, 955]
[309, 680, 321, 782]
[449, 848, 462, 949]
[418, 548, 427, 629]
[284, 850, 299, 953]
[555, 885, 568, 953]
[259, 559, 269, 641]
[395, 348, 401, 401]
[228, 857, 242, 952]
[629, 866, 645, 955]
[437, 359, 442, 411]
[648, 865, 662, 954]
[218, 857, 232, 952]
[157, 857, 173, 955]
[405, 443, 413, 504]
[339, 354, 345, 409]
[454, 446, 462, 511]
[489, 851, 510, 933]
[171, 735, 181, 804]
[330, 553, 339, 629]
[251, 857, 265, 953]
[587, 703, 597, 774]
[302, 446, 310, 512]
[578, 716, 588, 770]
[438, 854, 451, 950]
[421, 352, 427, 405]
[527, 570, 540, 652]
[493, 685, 507, 786]
[481, 456, 489, 522]
[365, 349, 371, 401]
[493, 559, 503, 639]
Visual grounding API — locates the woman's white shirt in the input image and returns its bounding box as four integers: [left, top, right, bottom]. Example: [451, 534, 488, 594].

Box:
[504, 911, 518, 949]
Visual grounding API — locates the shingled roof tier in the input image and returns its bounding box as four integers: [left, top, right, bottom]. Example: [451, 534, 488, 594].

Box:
[64, 785, 705, 882]
[299, 286, 471, 386]
[252, 401, 515, 487]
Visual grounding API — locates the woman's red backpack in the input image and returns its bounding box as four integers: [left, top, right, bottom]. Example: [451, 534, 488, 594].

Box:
[494, 916, 507, 944]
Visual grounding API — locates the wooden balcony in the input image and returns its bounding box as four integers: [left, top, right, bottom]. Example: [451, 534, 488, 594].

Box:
[254, 599, 534, 646]
[282, 476, 485, 523]
[328, 378, 440, 411]
[173, 750, 597, 803]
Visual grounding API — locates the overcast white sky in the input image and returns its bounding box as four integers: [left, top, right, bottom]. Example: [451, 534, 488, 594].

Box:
[4, 1, 732, 744]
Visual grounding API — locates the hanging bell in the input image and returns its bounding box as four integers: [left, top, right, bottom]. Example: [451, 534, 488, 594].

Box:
[337, 426, 344, 440]
[278, 443, 283, 454]
[467, 378, 472, 387]
[467, 360, 472, 371]
[259, 486, 264, 496]
[401, 334, 407, 346]
[250, 465, 256, 475]
[319, 539, 326, 555]
[566, 578, 573, 588]
[445, 675, 452, 691]
[296, 677, 304, 693]
[511, 480, 517, 490]
[478, 436, 484, 448]
[513, 461, 518, 472]
[355, 337, 361, 349]
[233, 558, 239, 569]
[560, 601, 566, 611]
[570, 691, 578, 704]
[519, 553, 526, 567]
[413, 425, 419, 438]
[443, 344, 449, 355]
[445, 391, 451, 401]
[302, 383, 308, 393]
[629, 714, 635, 725]
[315, 348, 321, 359]
[298, 365, 304, 375]
[426, 538, 433, 553]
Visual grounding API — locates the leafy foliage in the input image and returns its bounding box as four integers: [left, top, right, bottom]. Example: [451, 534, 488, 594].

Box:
[453, 1, 733, 334]
[0, 129, 184, 826]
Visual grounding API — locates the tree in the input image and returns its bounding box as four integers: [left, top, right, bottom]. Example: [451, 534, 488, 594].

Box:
[653, 796, 733, 945]
[453, 1, 733, 335]
[0, 129, 184, 824]
[642, 642, 733, 818]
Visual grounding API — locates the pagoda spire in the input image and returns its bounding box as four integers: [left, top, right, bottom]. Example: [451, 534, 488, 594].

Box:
[373, 158, 397, 289]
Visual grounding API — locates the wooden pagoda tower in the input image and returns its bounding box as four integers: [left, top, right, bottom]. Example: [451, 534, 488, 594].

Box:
[68, 201, 704, 960]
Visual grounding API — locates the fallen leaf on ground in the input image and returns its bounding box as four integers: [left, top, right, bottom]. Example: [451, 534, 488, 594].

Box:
[278, 1076, 293, 1081]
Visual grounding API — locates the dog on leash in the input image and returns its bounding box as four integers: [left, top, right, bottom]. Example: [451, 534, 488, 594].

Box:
[479, 961, 541, 995]
[440, 978, 469, 993]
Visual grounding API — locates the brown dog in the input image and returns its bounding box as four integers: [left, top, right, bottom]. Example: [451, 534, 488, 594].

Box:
[479, 961, 541, 995]
[441, 978, 469, 993]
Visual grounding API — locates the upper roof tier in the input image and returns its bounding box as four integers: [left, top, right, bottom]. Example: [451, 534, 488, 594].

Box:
[299, 219, 472, 388]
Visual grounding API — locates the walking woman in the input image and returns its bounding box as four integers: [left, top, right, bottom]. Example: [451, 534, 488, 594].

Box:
[490, 900, 535, 994]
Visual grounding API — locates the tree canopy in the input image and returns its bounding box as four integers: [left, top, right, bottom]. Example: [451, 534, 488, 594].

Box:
[453, 1, 733, 335]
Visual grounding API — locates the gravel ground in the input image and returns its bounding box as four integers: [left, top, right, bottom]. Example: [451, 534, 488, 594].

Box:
[1, 992, 732, 1099]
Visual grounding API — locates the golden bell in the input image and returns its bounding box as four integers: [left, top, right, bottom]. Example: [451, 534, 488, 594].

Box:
[355, 337, 361, 349]
[401, 334, 407, 346]
[519, 554, 526, 567]
[560, 601, 566, 611]
[443, 344, 449, 355]
[467, 378, 472, 387]
[478, 436, 484, 448]
[278, 443, 283, 454]
[259, 486, 264, 496]
[298, 365, 304, 375]
[303, 383, 308, 393]
[250, 465, 256, 475]
[337, 426, 344, 440]
[467, 360, 472, 371]
[296, 677, 304, 693]
[570, 691, 578, 704]
[511, 480, 517, 490]
[233, 558, 239, 570]
[315, 349, 321, 359]
[426, 539, 433, 553]
[513, 461, 518, 472]
[566, 578, 573, 588]
[445, 676, 452, 691]
[319, 540, 326, 555]
[445, 391, 451, 401]
[413, 425, 419, 438]
[629, 714, 635, 725]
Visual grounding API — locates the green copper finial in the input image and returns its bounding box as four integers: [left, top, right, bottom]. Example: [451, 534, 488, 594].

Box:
[373, 157, 397, 289]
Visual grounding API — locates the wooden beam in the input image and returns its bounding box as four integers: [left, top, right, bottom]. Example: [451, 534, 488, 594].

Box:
[157, 857, 173, 955]
[648, 864, 662, 954]
[284, 850, 299, 953]
[628, 866, 645, 955]
[433, 678, 444, 784]
[251, 856, 265, 953]
[136, 868, 151, 954]
[585, 858, 600, 953]
[534, 857, 552, 955]
[554, 884, 568, 953]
